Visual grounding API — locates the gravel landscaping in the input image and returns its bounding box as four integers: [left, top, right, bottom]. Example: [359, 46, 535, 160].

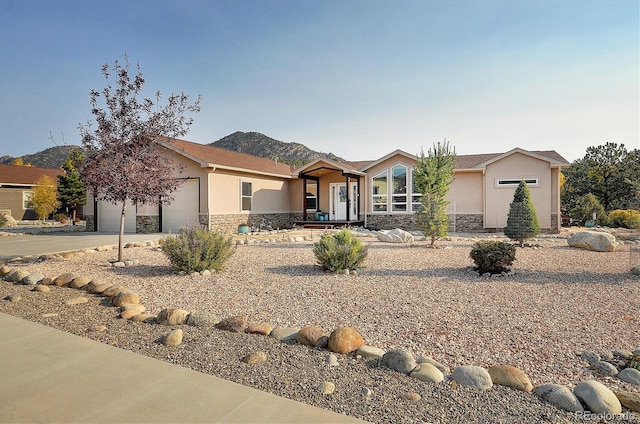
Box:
[1, 230, 639, 423]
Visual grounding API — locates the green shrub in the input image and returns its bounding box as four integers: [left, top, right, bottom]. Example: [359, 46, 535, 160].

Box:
[313, 229, 367, 273]
[571, 193, 606, 225]
[470, 240, 516, 274]
[161, 227, 235, 273]
[54, 213, 67, 223]
[504, 181, 540, 246]
[0, 214, 6, 227]
[607, 209, 640, 229]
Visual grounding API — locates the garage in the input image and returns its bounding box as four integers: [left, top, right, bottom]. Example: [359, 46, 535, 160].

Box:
[162, 178, 200, 233]
[97, 200, 137, 233]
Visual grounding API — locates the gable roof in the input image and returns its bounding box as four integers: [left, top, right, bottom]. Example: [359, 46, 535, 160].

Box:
[159, 137, 294, 178]
[358, 148, 569, 172]
[456, 148, 570, 170]
[0, 164, 63, 187]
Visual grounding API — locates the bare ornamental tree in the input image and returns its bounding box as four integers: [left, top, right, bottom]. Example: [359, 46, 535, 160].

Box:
[78, 57, 201, 262]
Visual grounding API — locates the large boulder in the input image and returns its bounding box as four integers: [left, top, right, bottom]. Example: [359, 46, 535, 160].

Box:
[533, 384, 584, 412]
[568, 231, 617, 252]
[376, 228, 414, 243]
[328, 327, 365, 354]
[296, 326, 329, 348]
[488, 365, 533, 392]
[574, 380, 621, 414]
[382, 349, 417, 375]
[450, 366, 493, 390]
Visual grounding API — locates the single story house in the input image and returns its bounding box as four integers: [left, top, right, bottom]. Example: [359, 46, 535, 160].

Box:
[84, 137, 570, 234]
[0, 164, 64, 220]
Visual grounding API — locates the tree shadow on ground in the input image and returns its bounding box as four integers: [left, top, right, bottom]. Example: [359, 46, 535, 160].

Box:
[265, 264, 321, 276]
[107, 264, 175, 278]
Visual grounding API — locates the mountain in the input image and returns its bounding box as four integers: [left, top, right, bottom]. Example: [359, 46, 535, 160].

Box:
[0, 145, 80, 169]
[210, 131, 344, 165]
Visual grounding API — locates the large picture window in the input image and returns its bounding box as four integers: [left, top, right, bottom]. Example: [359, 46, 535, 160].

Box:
[372, 171, 388, 212]
[241, 181, 252, 211]
[391, 165, 407, 211]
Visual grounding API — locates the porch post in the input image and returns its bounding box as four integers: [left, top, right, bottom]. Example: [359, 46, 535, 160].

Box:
[303, 178, 307, 221]
[345, 175, 350, 221]
[356, 176, 360, 222]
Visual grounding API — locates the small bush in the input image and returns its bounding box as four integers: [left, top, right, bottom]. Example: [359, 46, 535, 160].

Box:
[54, 213, 67, 223]
[313, 229, 367, 273]
[607, 209, 640, 229]
[0, 214, 6, 227]
[161, 227, 235, 273]
[470, 240, 516, 274]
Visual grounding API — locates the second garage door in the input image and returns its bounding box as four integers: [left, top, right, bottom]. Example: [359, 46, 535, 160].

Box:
[162, 178, 200, 233]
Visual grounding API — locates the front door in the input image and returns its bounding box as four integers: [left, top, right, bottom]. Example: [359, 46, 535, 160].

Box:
[330, 182, 357, 221]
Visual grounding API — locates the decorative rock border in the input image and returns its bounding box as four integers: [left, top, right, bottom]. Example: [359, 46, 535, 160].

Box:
[2, 242, 639, 419]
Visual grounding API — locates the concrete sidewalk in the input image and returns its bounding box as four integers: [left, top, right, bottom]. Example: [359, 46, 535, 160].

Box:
[0, 313, 366, 423]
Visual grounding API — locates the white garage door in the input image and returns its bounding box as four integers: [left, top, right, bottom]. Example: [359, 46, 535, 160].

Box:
[98, 200, 137, 233]
[162, 179, 200, 233]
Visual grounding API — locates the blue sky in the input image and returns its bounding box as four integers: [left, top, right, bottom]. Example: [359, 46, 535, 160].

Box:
[1, 0, 638, 163]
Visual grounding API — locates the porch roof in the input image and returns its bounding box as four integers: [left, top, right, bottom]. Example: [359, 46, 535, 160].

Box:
[293, 157, 366, 179]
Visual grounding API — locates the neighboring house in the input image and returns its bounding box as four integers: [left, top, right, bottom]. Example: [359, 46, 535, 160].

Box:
[0, 164, 63, 220]
[84, 138, 570, 234]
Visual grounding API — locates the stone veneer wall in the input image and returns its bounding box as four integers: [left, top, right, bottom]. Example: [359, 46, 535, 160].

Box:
[207, 213, 295, 233]
[136, 216, 160, 234]
[365, 213, 486, 233]
[85, 215, 95, 232]
[550, 214, 559, 234]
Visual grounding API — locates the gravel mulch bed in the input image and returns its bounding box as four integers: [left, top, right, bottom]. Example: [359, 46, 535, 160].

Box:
[1, 235, 639, 423]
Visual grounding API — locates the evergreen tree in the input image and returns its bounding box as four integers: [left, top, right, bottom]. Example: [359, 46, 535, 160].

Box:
[57, 150, 86, 222]
[504, 181, 540, 246]
[413, 140, 456, 246]
[32, 175, 60, 222]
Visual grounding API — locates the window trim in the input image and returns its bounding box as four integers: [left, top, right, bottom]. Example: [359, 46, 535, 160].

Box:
[391, 164, 408, 212]
[241, 181, 252, 212]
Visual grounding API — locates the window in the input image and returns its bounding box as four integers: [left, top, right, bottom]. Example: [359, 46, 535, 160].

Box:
[497, 178, 539, 187]
[391, 165, 407, 211]
[23, 191, 34, 209]
[306, 182, 317, 210]
[411, 169, 422, 211]
[372, 171, 388, 212]
[241, 181, 252, 211]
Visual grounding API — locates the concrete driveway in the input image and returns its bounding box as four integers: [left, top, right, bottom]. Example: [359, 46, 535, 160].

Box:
[0, 231, 163, 261]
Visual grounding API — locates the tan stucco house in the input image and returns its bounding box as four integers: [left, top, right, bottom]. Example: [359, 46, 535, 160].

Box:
[0, 164, 63, 220]
[84, 138, 570, 234]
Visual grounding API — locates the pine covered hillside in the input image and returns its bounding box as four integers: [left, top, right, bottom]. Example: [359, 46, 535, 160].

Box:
[210, 131, 344, 165]
[0, 145, 80, 169]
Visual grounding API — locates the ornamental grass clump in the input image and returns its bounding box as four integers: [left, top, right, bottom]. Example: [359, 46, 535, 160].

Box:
[161, 227, 234, 273]
[313, 229, 367, 273]
[470, 240, 516, 274]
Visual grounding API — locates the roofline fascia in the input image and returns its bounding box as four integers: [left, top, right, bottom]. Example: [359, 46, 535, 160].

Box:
[207, 163, 292, 179]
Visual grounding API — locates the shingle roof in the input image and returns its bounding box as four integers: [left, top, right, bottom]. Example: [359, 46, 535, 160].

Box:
[0, 164, 63, 186]
[161, 137, 294, 177]
[454, 150, 570, 169]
